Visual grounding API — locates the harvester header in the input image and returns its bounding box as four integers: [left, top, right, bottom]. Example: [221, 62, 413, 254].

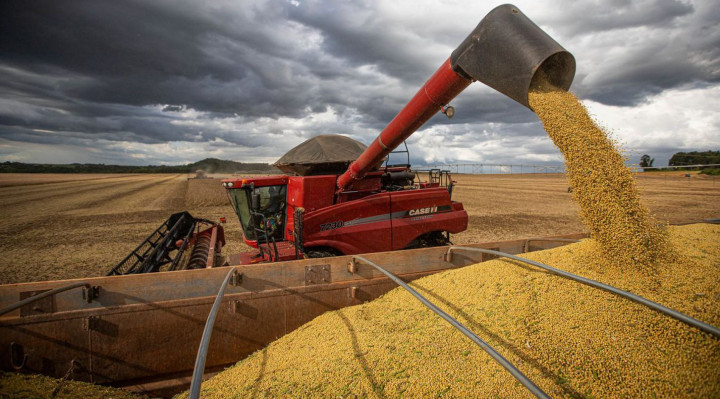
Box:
[336, 4, 575, 191]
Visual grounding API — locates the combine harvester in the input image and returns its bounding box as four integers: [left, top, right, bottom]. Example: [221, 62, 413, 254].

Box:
[6, 5, 715, 398]
[104, 0, 575, 271]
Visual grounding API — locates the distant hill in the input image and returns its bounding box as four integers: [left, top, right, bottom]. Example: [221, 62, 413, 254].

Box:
[0, 158, 279, 174]
[187, 158, 278, 174]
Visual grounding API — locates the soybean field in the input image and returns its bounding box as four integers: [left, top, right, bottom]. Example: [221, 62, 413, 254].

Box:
[0, 171, 717, 284]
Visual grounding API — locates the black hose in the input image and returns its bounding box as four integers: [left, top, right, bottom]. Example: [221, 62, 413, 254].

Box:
[0, 282, 92, 317]
[448, 247, 720, 339]
[353, 255, 551, 399]
[189, 268, 236, 399]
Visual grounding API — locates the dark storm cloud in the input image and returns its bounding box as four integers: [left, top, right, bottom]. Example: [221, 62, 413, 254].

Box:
[286, 2, 440, 84]
[0, 0, 346, 117]
[0, 0, 718, 165]
[552, 0, 720, 106]
[543, 0, 694, 35]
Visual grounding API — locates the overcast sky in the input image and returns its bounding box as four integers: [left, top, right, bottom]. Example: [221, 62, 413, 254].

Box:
[1, 0, 718, 168]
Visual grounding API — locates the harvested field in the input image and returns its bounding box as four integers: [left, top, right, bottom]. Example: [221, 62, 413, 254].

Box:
[0, 172, 717, 283]
[0, 174, 244, 283]
[450, 171, 719, 245]
[179, 223, 720, 398]
[0, 173, 138, 188]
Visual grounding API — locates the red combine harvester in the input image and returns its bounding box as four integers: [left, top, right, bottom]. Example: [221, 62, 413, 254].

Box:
[108, 3, 574, 273]
[221, 138, 467, 264]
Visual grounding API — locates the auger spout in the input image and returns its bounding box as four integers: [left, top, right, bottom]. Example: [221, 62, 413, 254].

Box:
[336, 4, 575, 192]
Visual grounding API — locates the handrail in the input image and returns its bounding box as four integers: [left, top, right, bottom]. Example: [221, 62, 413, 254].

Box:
[351, 255, 550, 399]
[447, 246, 720, 339]
[189, 268, 237, 399]
[0, 282, 96, 317]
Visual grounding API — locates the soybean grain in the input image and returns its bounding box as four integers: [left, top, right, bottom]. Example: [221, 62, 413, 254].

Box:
[528, 88, 671, 270]
[182, 224, 720, 398]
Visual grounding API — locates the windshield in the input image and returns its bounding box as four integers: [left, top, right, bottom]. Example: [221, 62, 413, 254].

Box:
[228, 188, 256, 240]
[228, 185, 287, 242]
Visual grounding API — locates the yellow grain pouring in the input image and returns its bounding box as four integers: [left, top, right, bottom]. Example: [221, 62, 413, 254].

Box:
[182, 224, 720, 398]
[528, 87, 671, 269]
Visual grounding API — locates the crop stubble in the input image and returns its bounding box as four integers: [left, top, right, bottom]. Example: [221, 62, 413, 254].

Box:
[0, 174, 245, 283]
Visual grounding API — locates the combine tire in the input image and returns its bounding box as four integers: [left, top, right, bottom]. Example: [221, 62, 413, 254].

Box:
[305, 249, 340, 258]
[405, 231, 449, 249]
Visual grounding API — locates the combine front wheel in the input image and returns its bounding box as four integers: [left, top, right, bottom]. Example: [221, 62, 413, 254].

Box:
[405, 231, 450, 249]
[305, 248, 342, 259]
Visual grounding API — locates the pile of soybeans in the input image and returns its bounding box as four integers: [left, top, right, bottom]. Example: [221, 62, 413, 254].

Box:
[183, 224, 720, 398]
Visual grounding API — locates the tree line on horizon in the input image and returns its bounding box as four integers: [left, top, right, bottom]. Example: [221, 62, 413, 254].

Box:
[639, 151, 719, 175]
[0, 158, 279, 174]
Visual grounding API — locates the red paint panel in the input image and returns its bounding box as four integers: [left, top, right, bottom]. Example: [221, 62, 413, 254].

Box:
[303, 193, 391, 254]
[286, 175, 336, 243]
[390, 188, 468, 250]
[287, 175, 336, 212]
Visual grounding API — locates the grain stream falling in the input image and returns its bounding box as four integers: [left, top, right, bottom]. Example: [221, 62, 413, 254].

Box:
[528, 88, 671, 269]
[178, 224, 720, 398]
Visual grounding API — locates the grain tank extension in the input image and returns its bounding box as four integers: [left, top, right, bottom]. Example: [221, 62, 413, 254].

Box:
[221, 4, 575, 264]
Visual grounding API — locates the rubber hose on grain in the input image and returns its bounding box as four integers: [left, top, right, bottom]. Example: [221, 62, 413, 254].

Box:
[447, 247, 720, 339]
[0, 282, 94, 317]
[189, 268, 236, 399]
[352, 256, 551, 399]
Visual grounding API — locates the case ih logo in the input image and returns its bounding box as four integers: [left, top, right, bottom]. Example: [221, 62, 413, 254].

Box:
[408, 206, 438, 216]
